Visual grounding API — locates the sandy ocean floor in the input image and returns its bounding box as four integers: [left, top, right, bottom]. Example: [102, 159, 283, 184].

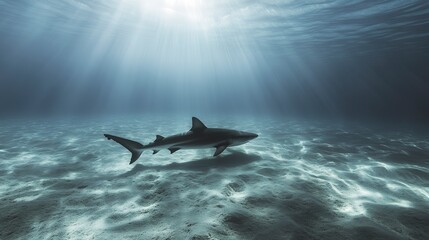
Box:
[0, 116, 428, 240]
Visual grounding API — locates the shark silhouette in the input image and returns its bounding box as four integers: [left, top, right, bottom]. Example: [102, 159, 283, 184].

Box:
[104, 117, 258, 164]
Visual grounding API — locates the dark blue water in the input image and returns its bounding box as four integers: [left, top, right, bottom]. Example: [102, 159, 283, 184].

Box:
[0, 1, 428, 239]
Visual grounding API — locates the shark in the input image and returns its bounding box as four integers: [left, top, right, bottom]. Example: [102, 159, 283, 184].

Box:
[104, 117, 258, 164]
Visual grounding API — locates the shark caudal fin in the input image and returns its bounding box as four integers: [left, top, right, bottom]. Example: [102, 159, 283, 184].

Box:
[104, 134, 144, 164]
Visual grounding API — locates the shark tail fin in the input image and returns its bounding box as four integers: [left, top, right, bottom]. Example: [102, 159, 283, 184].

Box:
[104, 134, 144, 164]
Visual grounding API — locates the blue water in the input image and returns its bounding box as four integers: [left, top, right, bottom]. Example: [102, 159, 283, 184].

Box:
[1, 0, 428, 118]
[1, 1, 429, 239]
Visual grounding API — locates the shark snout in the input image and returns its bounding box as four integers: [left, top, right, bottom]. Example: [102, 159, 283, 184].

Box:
[241, 132, 258, 140]
[249, 133, 258, 139]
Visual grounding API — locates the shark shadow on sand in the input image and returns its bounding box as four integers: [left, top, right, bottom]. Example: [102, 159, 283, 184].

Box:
[117, 150, 261, 178]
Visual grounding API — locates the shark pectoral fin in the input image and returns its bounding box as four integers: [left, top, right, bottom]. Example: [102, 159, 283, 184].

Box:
[169, 148, 180, 154]
[155, 135, 164, 142]
[214, 144, 228, 157]
[190, 117, 207, 132]
[153, 150, 160, 154]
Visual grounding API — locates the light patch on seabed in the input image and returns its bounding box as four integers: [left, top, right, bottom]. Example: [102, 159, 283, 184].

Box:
[277, 150, 423, 218]
[65, 137, 78, 146]
[372, 175, 428, 200]
[338, 201, 367, 216]
[17, 152, 37, 161]
[6, 181, 44, 196]
[9, 150, 59, 168]
[386, 183, 401, 191]
[204, 189, 224, 198]
[397, 182, 429, 200]
[263, 146, 285, 161]
[298, 140, 308, 153]
[27, 216, 61, 240]
[96, 153, 133, 173]
[229, 191, 247, 202]
[356, 162, 429, 200]
[87, 189, 105, 195]
[38, 154, 62, 166]
[110, 196, 153, 222]
[390, 199, 412, 208]
[65, 217, 105, 239]
[63, 172, 79, 180]
[14, 194, 42, 202]
[292, 161, 375, 216]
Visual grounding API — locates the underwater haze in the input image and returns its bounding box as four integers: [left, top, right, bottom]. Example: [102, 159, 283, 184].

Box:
[1, 0, 428, 119]
[1, 1, 429, 240]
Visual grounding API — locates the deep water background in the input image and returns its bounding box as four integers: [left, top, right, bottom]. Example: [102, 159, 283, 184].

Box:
[0, 0, 428, 122]
[1, 1, 429, 240]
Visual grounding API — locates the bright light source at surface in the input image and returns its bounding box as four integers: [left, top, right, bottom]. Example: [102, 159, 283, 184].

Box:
[133, 0, 212, 30]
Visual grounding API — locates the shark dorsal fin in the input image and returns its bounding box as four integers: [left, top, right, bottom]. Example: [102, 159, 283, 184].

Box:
[190, 117, 207, 132]
[155, 135, 164, 142]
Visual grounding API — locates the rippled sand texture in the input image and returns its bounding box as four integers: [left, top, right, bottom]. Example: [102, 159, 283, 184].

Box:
[0, 117, 428, 239]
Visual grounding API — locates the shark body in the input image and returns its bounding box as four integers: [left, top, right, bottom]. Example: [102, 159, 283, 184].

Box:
[104, 117, 258, 164]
